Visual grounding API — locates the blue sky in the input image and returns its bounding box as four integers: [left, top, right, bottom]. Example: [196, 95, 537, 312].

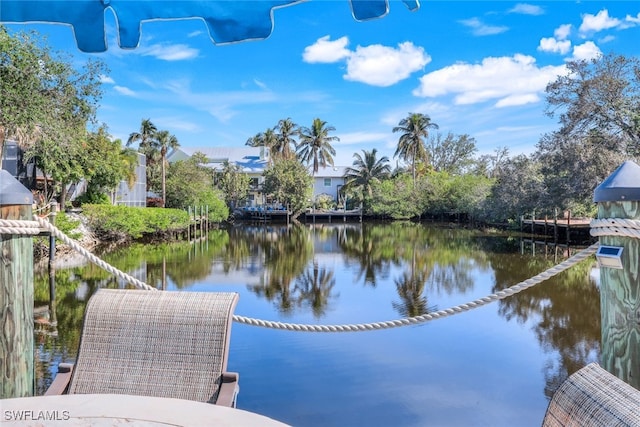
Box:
[5, 1, 640, 166]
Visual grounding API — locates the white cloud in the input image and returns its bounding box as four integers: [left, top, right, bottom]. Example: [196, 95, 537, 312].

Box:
[599, 35, 616, 44]
[413, 54, 567, 108]
[459, 18, 509, 36]
[114, 86, 136, 96]
[554, 24, 572, 40]
[509, 4, 544, 15]
[538, 37, 571, 54]
[141, 43, 199, 61]
[302, 37, 429, 87]
[344, 42, 430, 87]
[302, 36, 350, 63]
[99, 75, 115, 84]
[495, 93, 541, 108]
[253, 79, 269, 90]
[155, 117, 201, 133]
[626, 13, 640, 24]
[570, 41, 602, 61]
[579, 10, 621, 34]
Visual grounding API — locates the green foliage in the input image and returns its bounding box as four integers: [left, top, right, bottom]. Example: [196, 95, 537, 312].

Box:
[427, 132, 478, 174]
[82, 204, 190, 241]
[55, 212, 82, 240]
[216, 162, 250, 208]
[165, 158, 229, 221]
[263, 159, 313, 215]
[370, 175, 422, 219]
[419, 171, 492, 217]
[81, 127, 138, 200]
[393, 112, 438, 185]
[1, 26, 107, 206]
[315, 194, 335, 210]
[342, 148, 391, 212]
[75, 188, 111, 205]
[297, 118, 339, 174]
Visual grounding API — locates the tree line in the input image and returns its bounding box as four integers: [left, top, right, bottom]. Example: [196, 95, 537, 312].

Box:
[2, 25, 639, 224]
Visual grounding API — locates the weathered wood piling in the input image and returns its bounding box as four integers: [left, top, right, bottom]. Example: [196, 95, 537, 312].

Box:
[593, 160, 640, 389]
[0, 170, 34, 398]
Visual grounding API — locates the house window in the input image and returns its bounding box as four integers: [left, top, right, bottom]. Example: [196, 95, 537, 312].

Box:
[324, 178, 331, 187]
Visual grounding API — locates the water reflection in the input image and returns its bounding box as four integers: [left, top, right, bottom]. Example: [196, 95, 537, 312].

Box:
[33, 223, 600, 425]
[490, 249, 601, 399]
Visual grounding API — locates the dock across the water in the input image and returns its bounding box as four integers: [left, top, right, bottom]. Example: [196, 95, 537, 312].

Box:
[236, 207, 363, 223]
[521, 212, 593, 244]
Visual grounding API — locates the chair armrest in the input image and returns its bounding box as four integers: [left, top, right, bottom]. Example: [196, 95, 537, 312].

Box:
[44, 363, 74, 395]
[215, 372, 239, 407]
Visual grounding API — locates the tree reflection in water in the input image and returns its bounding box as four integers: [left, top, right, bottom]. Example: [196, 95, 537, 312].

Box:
[33, 222, 600, 407]
[294, 260, 337, 318]
[491, 250, 601, 399]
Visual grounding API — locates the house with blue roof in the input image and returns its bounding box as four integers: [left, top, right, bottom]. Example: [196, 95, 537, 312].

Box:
[167, 146, 348, 208]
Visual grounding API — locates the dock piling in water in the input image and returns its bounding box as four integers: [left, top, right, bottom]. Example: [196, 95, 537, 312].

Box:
[593, 160, 640, 389]
[0, 170, 34, 398]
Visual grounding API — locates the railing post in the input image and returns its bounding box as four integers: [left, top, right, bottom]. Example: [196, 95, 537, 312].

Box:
[593, 160, 640, 389]
[0, 170, 34, 398]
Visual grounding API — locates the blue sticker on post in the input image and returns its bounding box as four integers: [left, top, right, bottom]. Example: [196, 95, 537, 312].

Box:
[0, 0, 420, 52]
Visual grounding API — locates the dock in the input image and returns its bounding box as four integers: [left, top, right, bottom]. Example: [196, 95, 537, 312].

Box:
[303, 209, 362, 223]
[521, 211, 593, 244]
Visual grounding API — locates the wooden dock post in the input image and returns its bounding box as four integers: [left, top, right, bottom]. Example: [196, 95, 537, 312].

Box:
[0, 170, 34, 398]
[593, 160, 640, 389]
[554, 208, 558, 243]
[48, 201, 58, 326]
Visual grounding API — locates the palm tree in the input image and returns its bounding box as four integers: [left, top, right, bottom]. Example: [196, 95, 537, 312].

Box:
[274, 118, 298, 160]
[128, 119, 159, 192]
[342, 148, 391, 212]
[127, 118, 157, 151]
[297, 118, 339, 175]
[246, 128, 278, 165]
[392, 113, 438, 186]
[155, 130, 179, 207]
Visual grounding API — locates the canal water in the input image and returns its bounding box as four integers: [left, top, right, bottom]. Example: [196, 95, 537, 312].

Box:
[33, 222, 600, 427]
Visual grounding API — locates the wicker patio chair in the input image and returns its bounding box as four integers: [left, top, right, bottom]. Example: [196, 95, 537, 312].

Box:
[542, 363, 640, 426]
[46, 289, 240, 407]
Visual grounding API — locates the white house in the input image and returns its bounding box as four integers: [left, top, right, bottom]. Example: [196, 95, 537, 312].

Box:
[310, 165, 348, 205]
[167, 146, 349, 207]
[168, 146, 270, 206]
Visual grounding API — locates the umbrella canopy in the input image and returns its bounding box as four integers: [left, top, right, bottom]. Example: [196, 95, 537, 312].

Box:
[0, 0, 420, 52]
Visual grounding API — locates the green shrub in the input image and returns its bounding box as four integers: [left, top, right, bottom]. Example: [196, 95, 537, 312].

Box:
[75, 188, 111, 205]
[55, 212, 83, 240]
[82, 205, 190, 241]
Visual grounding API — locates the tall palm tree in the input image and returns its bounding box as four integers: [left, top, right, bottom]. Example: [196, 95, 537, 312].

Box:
[155, 130, 179, 207]
[297, 118, 339, 175]
[127, 118, 157, 151]
[128, 119, 158, 191]
[392, 113, 438, 186]
[246, 128, 278, 165]
[342, 148, 391, 211]
[274, 118, 298, 160]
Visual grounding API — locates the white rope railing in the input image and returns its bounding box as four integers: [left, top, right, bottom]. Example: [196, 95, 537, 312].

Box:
[0, 219, 42, 235]
[233, 243, 599, 332]
[590, 218, 640, 238]
[1, 215, 602, 332]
